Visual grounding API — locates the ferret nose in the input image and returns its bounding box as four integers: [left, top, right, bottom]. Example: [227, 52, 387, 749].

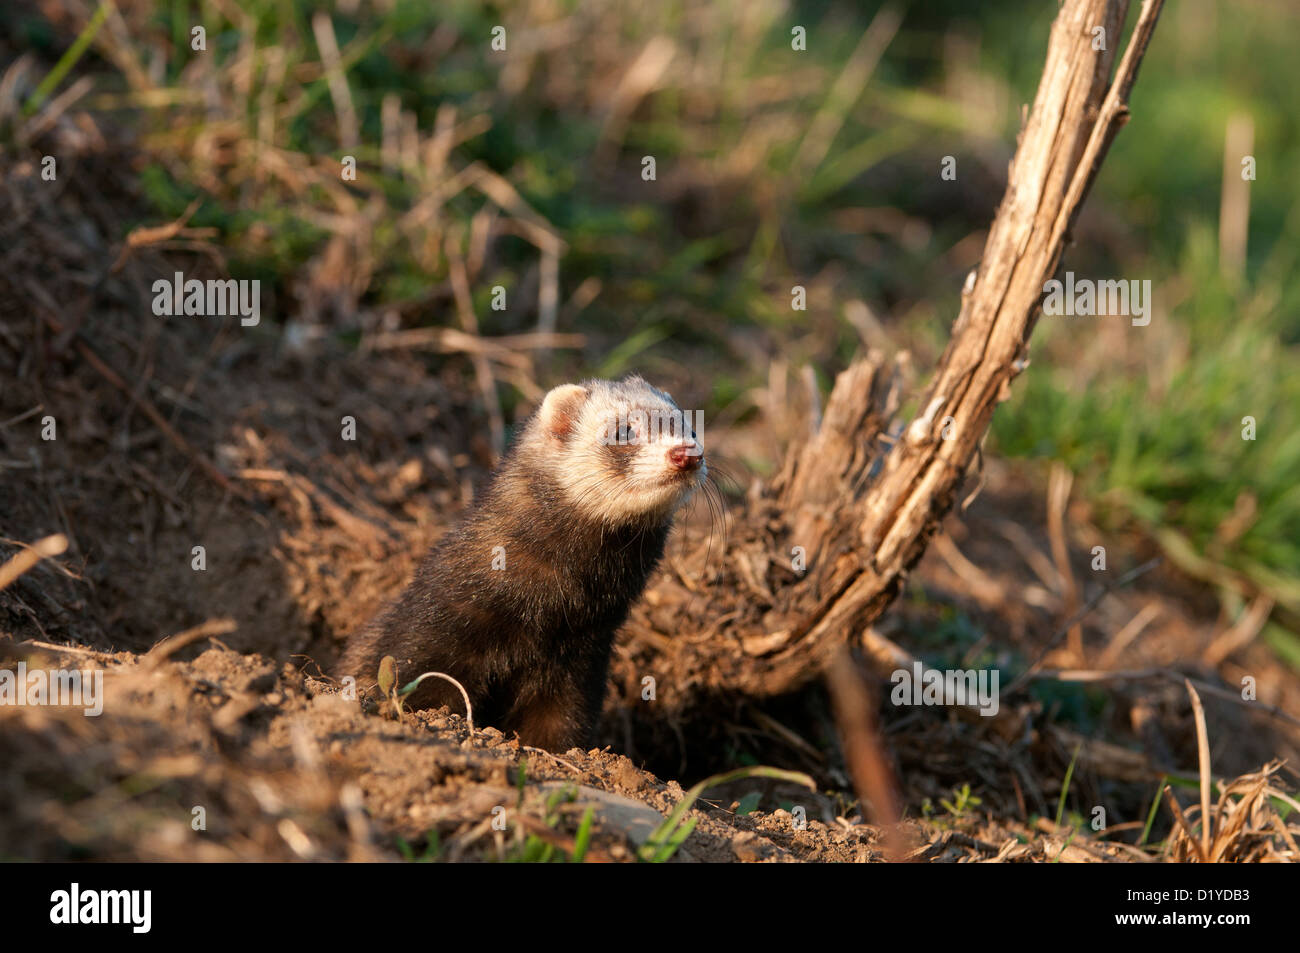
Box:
[668, 443, 703, 471]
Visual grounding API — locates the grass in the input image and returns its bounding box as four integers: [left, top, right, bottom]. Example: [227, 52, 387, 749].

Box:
[395, 829, 441, 862]
[20, 0, 109, 115]
[982, 1, 1300, 655]
[638, 765, 816, 862]
[1054, 743, 1082, 829]
[504, 785, 596, 863]
[993, 225, 1300, 647]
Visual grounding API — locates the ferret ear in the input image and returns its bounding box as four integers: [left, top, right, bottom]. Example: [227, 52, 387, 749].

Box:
[538, 383, 589, 441]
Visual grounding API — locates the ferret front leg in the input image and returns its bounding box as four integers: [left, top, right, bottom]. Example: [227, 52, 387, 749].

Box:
[506, 683, 592, 752]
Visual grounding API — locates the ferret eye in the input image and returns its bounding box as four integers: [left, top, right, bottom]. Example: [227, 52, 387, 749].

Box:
[617, 424, 631, 444]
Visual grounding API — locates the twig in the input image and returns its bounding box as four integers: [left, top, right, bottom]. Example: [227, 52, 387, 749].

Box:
[445, 237, 505, 460]
[1097, 601, 1162, 667]
[12, 639, 113, 659]
[311, 11, 360, 152]
[1025, 667, 1300, 731]
[0, 534, 68, 592]
[1184, 679, 1213, 860]
[520, 746, 583, 775]
[0, 404, 45, 430]
[1003, 557, 1162, 696]
[143, 618, 238, 669]
[20, 75, 95, 142]
[1202, 594, 1273, 667]
[404, 671, 474, 733]
[1161, 785, 1207, 863]
[1046, 463, 1080, 660]
[110, 198, 203, 271]
[362, 327, 584, 364]
[824, 648, 906, 859]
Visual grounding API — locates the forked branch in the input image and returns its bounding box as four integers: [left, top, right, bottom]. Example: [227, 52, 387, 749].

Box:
[629, 0, 1167, 702]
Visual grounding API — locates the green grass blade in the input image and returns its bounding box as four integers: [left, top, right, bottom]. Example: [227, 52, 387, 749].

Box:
[1138, 777, 1166, 847]
[1055, 742, 1082, 829]
[638, 765, 815, 862]
[571, 806, 595, 863]
[23, 0, 111, 116]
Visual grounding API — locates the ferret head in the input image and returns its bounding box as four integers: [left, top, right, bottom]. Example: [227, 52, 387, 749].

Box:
[525, 376, 707, 526]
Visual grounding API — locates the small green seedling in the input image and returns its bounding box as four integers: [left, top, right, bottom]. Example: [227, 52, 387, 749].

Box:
[506, 785, 593, 863]
[375, 657, 473, 729]
[571, 806, 596, 863]
[1137, 776, 1167, 847]
[1054, 743, 1082, 829]
[395, 829, 441, 862]
[735, 791, 762, 816]
[939, 782, 982, 818]
[638, 766, 816, 863]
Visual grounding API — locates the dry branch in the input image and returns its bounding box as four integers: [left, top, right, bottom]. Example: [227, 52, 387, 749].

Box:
[632, 0, 1167, 702]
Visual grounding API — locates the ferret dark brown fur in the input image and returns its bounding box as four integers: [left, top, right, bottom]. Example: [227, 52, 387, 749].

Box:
[337, 376, 706, 752]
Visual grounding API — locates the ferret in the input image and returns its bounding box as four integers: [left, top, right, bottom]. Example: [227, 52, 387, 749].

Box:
[338, 376, 706, 752]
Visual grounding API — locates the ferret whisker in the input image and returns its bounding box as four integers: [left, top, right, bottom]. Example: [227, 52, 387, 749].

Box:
[700, 474, 729, 582]
[615, 523, 652, 557]
[679, 493, 701, 558]
[701, 487, 721, 579]
[704, 463, 743, 495]
[686, 483, 717, 564]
